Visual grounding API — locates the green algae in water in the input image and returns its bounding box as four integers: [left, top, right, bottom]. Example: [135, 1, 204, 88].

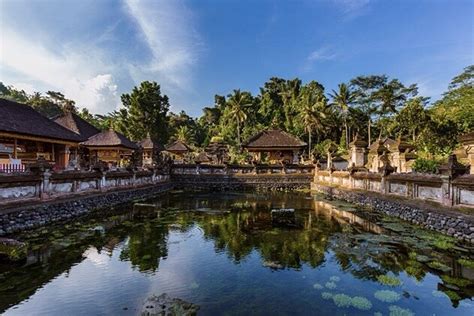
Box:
[377, 274, 402, 287]
[351, 296, 372, 310]
[321, 292, 333, 300]
[440, 275, 472, 287]
[313, 283, 323, 290]
[388, 305, 414, 316]
[374, 290, 401, 303]
[189, 281, 200, 289]
[332, 294, 352, 307]
[457, 258, 474, 269]
[329, 276, 340, 282]
[374, 312, 383, 316]
[427, 260, 451, 272]
[325, 281, 337, 289]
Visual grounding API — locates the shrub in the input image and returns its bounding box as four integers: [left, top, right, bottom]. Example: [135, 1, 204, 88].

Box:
[412, 158, 439, 174]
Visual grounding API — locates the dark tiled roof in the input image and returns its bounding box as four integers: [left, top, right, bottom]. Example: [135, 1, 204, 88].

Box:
[165, 140, 191, 153]
[242, 129, 306, 149]
[138, 135, 164, 151]
[54, 112, 100, 141]
[0, 98, 83, 142]
[81, 129, 138, 149]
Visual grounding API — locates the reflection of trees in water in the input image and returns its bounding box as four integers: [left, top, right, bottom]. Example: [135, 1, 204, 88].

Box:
[119, 222, 169, 273]
[194, 209, 342, 269]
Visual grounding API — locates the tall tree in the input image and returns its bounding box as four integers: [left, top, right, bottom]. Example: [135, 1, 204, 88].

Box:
[350, 75, 387, 145]
[121, 81, 170, 143]
[329, 83, 354, 148]
[298, 91, 327, 158]
[227, 89, 252, 146]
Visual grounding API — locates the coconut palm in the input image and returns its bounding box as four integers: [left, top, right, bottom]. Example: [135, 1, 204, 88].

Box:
[228, 89, 252, 146]
[298, 93, 327, 159]
[175, 126, 194, 143]
[329, 83, 354, 148]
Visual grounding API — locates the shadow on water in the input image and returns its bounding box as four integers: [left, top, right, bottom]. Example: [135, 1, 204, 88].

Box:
[0, 191, 473, 314]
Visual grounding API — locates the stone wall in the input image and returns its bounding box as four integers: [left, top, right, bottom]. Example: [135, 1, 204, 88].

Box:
[313, 170, 474, 208]
[171, 164, 314, 191]
[312, 183, 474, 243]
[0, 182, 174, 236]
[0, 169, 169, 207]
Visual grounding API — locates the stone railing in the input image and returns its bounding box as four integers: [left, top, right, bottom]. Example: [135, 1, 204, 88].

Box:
[0, 168, 170, 206]
[171, 164, 314, 190]
[171, 163, 315, 175]
[313, 169, 474, 208]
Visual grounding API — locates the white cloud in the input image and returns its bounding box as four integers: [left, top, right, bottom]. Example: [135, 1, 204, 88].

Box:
[0, 28, 120, 114]
[301, 46, 337, 72]
[307, 47, 337, 61]
[333, 0, 371, 18]
[124, 0, 202, 90]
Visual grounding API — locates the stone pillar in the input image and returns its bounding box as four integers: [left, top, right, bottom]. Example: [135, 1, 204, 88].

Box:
[349, 135, 368, 167]
[440, 175, 453, 207]
[40, 169, 52, 200]
[467, 146, 474, 175]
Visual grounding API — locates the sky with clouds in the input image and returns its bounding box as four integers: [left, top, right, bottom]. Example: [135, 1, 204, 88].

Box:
[0, 0, 472, 117]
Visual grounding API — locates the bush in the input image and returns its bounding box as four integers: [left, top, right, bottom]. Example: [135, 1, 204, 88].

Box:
[412, 158, 439, 174]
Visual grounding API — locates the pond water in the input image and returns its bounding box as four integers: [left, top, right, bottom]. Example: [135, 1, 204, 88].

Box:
[1, 191, 473, 315]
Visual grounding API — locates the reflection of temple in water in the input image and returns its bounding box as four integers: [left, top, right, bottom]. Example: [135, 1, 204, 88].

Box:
[313, 200, 384, 234]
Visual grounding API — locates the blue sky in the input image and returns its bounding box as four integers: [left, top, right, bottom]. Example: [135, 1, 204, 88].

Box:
[0, 0, 472, 117]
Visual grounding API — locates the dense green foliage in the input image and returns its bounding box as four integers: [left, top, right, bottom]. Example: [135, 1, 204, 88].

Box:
[412, 158, 440, 174]
[1, 65, 472, 160]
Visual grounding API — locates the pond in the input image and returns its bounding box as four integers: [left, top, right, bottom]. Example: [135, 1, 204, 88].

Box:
[0, 191, 473, 315]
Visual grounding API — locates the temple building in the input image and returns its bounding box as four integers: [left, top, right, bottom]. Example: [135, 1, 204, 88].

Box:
[0, 98, 83, 171]
[80, 128, 138, 168]
[242, 129, 306, 164]
[164, 140, 192, 163]
[459, 131, 474, 174]
[138, 134, 164, 167]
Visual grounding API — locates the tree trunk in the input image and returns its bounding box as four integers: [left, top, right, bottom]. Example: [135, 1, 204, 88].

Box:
[237, 119, 241, 146]
[308, 128, 312, 160]
[368, 119, 371, 145]
[344, 119, 349, 148]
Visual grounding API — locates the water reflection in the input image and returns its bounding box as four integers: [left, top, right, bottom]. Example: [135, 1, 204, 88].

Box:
[0, 191, 473, 315]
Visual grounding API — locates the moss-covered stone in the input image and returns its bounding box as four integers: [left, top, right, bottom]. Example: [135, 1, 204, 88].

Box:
[0, 238, 28, 261]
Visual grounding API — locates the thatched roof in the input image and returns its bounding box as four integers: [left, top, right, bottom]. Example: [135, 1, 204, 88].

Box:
[242, 129, 306, 150]
[54, 112, 100, 141]
[81, 128, 137, 149]
[138, 134, 164, 151]
[165, 140, 191, 153]
[0, 98, 83, 143]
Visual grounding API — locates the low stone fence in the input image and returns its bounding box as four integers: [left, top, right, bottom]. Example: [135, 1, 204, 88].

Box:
[313, 170, 474, 208]
[171, 164, 314, 190]
[0, 182, 174, 236]
[0, 168, 169, 207]
[171, 163, 314, 175]
[312, 169, 474, 242]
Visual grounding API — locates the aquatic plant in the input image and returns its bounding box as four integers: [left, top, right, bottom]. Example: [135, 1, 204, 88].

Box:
[457, 258, 474, 269]
[376, 274, 402, 287]
[313, 283, 323, 290]
[351, 296, 372, 310]
[374, 312, 383, 316]
[388, 305, 414, 316]
[0, 240, 28, 261]
[427, 260, 451, 272]
[444, 290, 461, 301]
[332, 294, 352, 307]
[374, 290, 401, 303]
[325, 281, 337, 289]
[441, 275, 472, 287]
[329, 276, 341, 282]
[321, 292, 333, 300]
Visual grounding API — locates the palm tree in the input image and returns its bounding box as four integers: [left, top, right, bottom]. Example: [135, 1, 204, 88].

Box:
[175, 126, 194, 143]
[228, 89, 252, 146]
[329, 83, 354, 148]
[299, 93, 327, 159]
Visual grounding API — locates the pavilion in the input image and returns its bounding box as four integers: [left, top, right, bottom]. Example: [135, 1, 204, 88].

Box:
[164, 140, 192, 163]
[242, 129, 306, 164]
[138, 133, 164, 167]
[80, 128, 138, 168]
[0, 98, 83, 171]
